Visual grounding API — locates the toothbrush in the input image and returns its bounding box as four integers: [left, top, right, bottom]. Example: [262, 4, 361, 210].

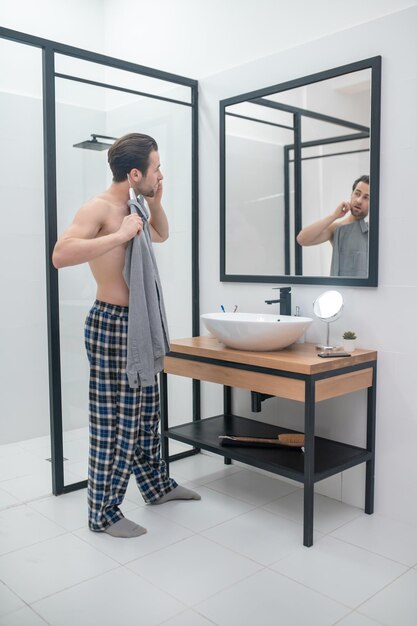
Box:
[220, 305, 226, 313]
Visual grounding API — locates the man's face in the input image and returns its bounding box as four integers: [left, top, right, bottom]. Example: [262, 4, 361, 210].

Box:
[137, 150, 163, 197]
[350, 181, 369, 219]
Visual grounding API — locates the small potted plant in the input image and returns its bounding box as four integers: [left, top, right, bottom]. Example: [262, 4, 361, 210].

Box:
[342, 331, 357, 352]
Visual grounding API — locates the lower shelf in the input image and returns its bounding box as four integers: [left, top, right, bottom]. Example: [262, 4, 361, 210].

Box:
[166, 414, 372, 483]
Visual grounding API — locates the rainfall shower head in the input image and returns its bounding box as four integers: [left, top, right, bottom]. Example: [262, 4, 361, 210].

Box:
[73, 134, 118, 151]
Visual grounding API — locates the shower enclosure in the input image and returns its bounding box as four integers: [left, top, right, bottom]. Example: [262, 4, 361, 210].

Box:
[0, 27, 199, 497]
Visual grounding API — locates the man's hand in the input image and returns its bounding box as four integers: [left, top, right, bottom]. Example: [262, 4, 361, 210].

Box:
[333, 201, 351, 220]
[118, 214, 143, 242]
[146, 181, 163, 209]
[145, 181, 169, 242]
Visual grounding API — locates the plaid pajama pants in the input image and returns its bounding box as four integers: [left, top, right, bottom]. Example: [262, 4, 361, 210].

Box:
[84, 300, 177, 532]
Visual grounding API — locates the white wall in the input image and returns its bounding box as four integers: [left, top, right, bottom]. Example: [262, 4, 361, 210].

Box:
[102, 0, 417, 78]
[2, 0, 416, 79]
[0, 0, 105, 53]
[198, 6, 417, 525]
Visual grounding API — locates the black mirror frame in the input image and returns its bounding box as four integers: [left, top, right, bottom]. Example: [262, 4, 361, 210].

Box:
[219, 56, 381, 287]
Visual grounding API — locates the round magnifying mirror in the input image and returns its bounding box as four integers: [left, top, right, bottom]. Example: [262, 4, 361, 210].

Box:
[313, 290, 344, 350]
[313, 290, 343, 321]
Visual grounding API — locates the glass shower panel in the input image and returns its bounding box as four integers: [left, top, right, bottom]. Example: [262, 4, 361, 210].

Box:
[225, 112, 292, 276]
[54, 62, 193, 487]
[0, 40, 51, 496]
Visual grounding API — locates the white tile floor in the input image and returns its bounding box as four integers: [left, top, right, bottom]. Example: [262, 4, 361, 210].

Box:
[1, 437, 417, 626]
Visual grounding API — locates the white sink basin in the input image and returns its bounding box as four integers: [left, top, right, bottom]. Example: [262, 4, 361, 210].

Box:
[201, 312, 312, 351]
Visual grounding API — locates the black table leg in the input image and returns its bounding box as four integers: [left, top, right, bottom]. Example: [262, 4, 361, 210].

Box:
[365, 362, 377, 514]
[223, 385, 232, 465]
[303, 377, 315, 547]
[159, 371, 170, 473]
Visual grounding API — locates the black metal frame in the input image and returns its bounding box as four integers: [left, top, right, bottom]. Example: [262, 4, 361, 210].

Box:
[0, 27, 199, 495]
[219, 56, 381, 287]
[160, 353, 377, 547]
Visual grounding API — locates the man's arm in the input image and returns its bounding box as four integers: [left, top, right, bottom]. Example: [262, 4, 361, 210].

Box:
[296, 201, 351, 247]
[146, 182, 169, 243]
[52, 199, 143, 269]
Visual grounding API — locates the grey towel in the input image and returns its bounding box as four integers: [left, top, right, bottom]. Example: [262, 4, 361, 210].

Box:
[123, 196, 170, 388]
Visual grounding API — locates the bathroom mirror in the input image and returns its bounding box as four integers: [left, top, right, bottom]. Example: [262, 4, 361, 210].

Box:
[220, 57, 381, 287]
[313, 290, 343, 349]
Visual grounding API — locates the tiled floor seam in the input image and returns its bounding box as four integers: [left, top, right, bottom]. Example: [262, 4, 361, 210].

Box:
[189, 565, 269, 610]
[195, 529, 271, 568]
[140, 500, 241, 532]
[0, 489, 55, 508]
[347, 564, 416, 615]
[0, 530, 69, 559]
[4, 607, 51, 625]
[121, 564, 191, 609]
[264, 563, 354, 611]
[28, 563, 124, 608]
[23, 502, 75, 532]
[156, 606, 219, 626]
[80, 531, 196, 565]
[0, 581, 44, 620]
[326, 533, 416, 567]
[201, 482, 300, 508]
[329, 608, 382, 626]
[0, 500, 24, 512]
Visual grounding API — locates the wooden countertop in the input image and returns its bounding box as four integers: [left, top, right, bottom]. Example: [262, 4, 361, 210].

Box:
[168, 336, 377, 375]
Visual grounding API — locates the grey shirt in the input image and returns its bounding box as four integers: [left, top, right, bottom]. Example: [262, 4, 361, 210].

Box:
[123, 196, 170, 388]
[330, 218, 369, 277]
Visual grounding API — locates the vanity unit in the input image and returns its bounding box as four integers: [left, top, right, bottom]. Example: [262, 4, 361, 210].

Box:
[160, 337, 377, 547]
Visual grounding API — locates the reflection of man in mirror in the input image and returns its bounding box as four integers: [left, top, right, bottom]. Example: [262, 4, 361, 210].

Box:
[296, 175, 369, 277]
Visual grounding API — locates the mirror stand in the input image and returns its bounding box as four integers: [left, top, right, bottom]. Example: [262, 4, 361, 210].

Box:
[316, 320, 337, 351]
[313, 290, 344, 351]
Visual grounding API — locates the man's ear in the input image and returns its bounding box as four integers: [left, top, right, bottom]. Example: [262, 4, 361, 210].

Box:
[128, 168, 142, 184]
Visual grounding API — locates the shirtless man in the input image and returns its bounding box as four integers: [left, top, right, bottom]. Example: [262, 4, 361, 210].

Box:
[53, 133, 200, 538]
[296, 175, 369, 277]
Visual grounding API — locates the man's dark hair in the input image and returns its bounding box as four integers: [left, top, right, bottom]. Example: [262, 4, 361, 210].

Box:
[352, 174, 369, 191]
[108, 133, 158, 182]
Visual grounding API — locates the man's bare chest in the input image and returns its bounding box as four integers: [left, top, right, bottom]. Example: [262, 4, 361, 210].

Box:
[98, 210, 129, 238]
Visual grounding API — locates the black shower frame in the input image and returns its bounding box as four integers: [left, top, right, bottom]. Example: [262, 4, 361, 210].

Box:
[0, 27, 200, 495]
[219, 56, 381, 287]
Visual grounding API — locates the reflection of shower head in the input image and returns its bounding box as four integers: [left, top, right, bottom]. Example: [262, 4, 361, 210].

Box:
[73, 134, 118, 151]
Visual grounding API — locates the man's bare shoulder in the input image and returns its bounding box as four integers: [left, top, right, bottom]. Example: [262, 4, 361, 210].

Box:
[71, 194, 112, 227]
[79, 194, 112, 214]
[59, 195, 111, 240]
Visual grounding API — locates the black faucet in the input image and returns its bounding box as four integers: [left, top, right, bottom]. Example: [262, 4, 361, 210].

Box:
[265, 287, 292, 315]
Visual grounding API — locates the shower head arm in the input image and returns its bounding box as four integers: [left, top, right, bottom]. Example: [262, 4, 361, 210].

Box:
[91, 134, 118, 141]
